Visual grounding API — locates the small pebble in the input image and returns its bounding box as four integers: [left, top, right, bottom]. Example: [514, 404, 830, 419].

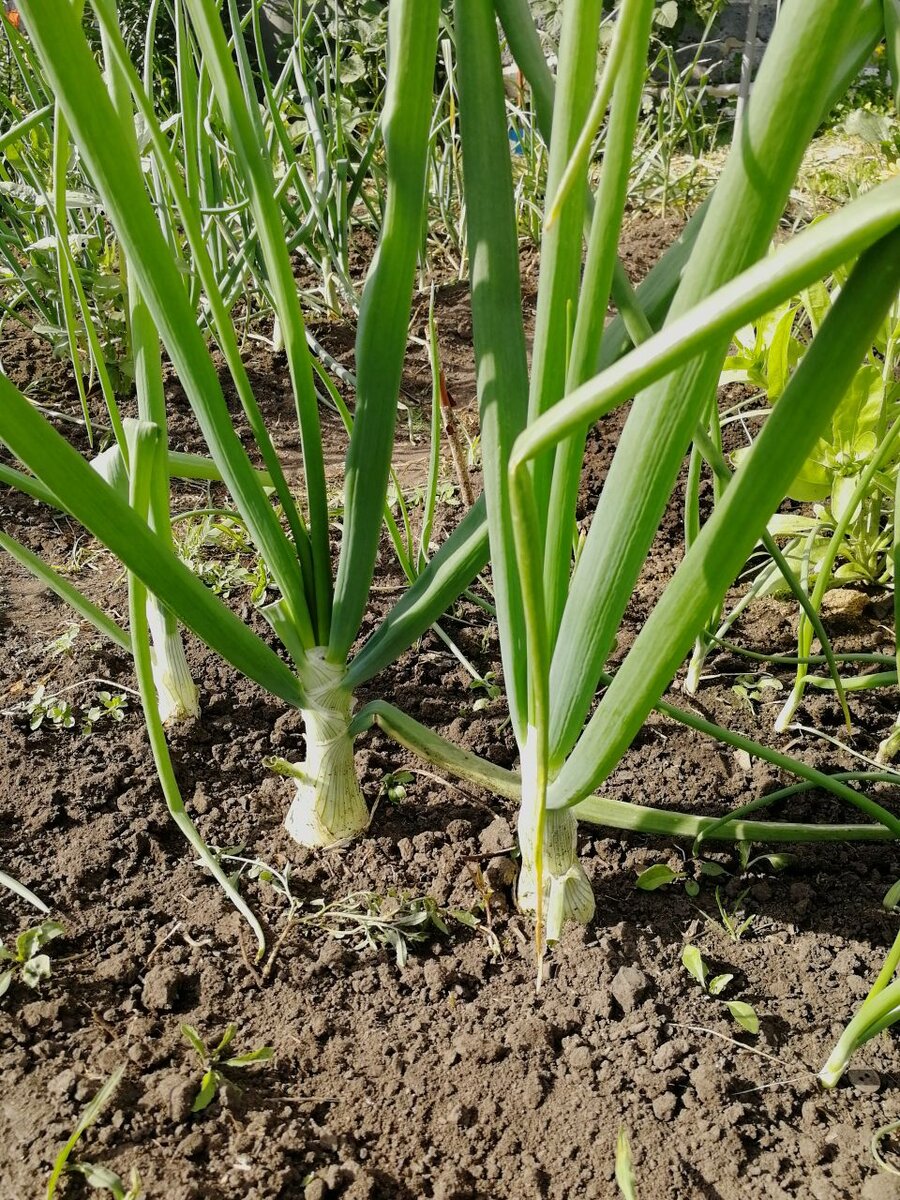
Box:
[140, 965, 186, 1013]
[848, 1068, 881, 1094]
[862, 1175, 900, 1200]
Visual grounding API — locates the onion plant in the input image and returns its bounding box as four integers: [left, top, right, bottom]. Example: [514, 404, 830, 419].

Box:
[438, 0, 900, 950]
[0, 0, 692, 882]
[0, 0, 480, 866]
[355, 0, 900, 948]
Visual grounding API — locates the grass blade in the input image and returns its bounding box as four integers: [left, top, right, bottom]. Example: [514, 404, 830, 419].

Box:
[46, 1067, 125, 1200]
[0, 868, 49, 913]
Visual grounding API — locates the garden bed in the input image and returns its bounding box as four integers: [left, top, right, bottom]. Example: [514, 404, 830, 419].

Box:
[2, 217, 900, 1200]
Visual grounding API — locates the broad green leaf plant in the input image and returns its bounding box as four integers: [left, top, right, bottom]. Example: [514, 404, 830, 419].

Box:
[686, 269, 900, 733]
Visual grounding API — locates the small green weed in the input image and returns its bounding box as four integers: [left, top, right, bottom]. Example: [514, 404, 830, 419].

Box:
[301, 891, 480, 970]
[206, 847, 486, 970]
[636, 841, 794, 901]
[730, 672, 783, 715]
[379, 769, 414, 805]
[82, 690, 128, 730]
[0, 918, 64, 997]
[25, 684, 128, 735]
[681, 943, 759, 1034]
[735, 843, 796, 875]
[180, 1024, 274, 1113]
[45, 624, 79, 658]
[68, 1162, 142, 1200]
[615, 1126, 638, 1199]
[174, 512, 271, 602]
[468, 671, 501, 712]
[46, 1066, 141, 1200]
[635, 855, 727, 899]
[27, 685, 75, 731]
[711, 886, 756, 943]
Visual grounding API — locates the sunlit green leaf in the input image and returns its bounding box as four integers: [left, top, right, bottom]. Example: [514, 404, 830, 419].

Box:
[223, 1047, 274, 1067]
[191, 1070, 219, 1113]
[681, 944, 707, 990]
[636, 864, 682, 890]
[725, 1000, 759, 1034]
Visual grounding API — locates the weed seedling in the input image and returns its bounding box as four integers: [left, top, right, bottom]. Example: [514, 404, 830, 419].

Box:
[0, 918, 64, 997]
[638, 844, 768, 939]
[681, 943, 759, 1034]
[81, 690, 128, 734]
[45, 624, 79, 659]
[730, 672, 783, 715]
[27, 686, 75, 731]
[173, 512, 271, 603]
[379, 769, 414, 805]
[46, 1066, 139, 1200]
[68, 1162, 142, 1199]
[635, 852, 728, 899]
[713, 887, 756, 942]
[207, 849, 487, 973]
[735, 842, 796, 875]
[883, 878, 900, 912]
[468, 671, 501, 712]
[615, 1126, 638, 1199]
[300, 890, 481, 970]
[23, 685, 129, 735]
[180, 1023, 273, 1113]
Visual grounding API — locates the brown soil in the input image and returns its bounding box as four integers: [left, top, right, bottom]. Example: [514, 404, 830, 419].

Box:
[3, 215, 900, 1200]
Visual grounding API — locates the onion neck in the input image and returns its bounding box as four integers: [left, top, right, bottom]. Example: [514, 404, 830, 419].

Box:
[284, 650, 368, 848]
[516, 731, 595, 942]
[147, 599, 199, 724]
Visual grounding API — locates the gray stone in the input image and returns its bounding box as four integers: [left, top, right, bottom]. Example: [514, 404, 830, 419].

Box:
[478, 817, 513, 856]
[47, 1068, 77, 1098]
[167, 1077, 197, 1124]
[652, 1038, 690, 1072]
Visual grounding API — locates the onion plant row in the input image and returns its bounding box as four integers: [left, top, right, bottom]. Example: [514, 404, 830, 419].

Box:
[2, 0, 900, 1084]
